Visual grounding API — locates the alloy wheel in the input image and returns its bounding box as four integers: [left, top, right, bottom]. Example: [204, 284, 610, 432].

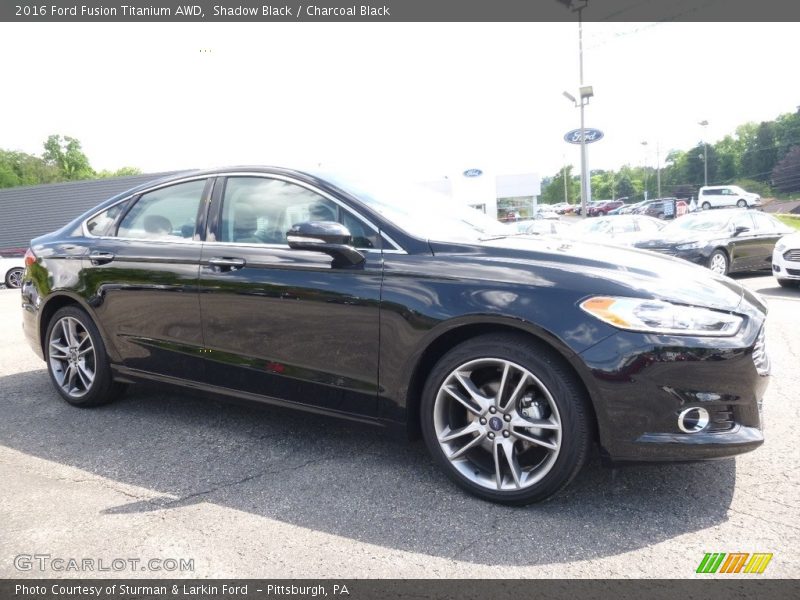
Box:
[7, 268, 23, 288]
[709, 252, 728, 275]
[433, 358, 562, 492]
[48, 316, 96, 398]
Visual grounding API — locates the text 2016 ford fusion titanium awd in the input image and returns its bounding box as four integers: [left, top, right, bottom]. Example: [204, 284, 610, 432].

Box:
[20, 167, 769, 504]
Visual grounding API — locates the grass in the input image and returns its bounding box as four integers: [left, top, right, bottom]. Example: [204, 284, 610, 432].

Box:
[775, 214, 800, 231]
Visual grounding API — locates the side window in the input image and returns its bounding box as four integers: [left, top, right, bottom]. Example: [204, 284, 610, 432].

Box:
[731, 213, 754, 232]
[635, 217, 661, 233]
[86, 199, 131, 237]
[751, 212, 776, 232]
[117, 180, 206, 241]
[220, 177, 381, 249]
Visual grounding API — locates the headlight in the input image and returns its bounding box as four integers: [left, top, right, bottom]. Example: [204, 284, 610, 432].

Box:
[775, 242, 787, 252]
[675, 241, 704, 250]
[580, 296, 743, 337]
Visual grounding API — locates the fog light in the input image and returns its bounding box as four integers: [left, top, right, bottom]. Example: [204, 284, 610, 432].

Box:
[678, 407, 710, 433]
[773, 264, 780, 272]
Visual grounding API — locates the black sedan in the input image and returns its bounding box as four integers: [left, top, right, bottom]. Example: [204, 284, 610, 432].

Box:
[632, 209, 794, 275]
[20, 167, 769, 505]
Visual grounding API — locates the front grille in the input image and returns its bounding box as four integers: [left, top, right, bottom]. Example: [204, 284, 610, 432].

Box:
[787, 268, 800, 276]
[707, 406, 735, 433]
[752, 326, 770, 376]
[784, 249, 800, 262]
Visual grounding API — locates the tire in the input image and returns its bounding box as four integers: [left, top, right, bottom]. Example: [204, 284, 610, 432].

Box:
[44, 306, 126, 407]
[737, 199, 747, 208]
[777, 278, 798, 288]
[657, 212, 665, 220]
[5, 267, 24, 289]
[707, 249, 729, 276]
[420, 333, 593, 505]
[701, 202, 711, 211]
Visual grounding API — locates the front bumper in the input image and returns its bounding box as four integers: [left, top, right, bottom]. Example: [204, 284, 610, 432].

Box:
[772, 246, 800, 281]
[577, 312, 768, 463]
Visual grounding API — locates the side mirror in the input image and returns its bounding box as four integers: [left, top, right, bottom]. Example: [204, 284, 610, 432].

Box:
[733, 225, 750, 236]
[287, 221, 365, 267]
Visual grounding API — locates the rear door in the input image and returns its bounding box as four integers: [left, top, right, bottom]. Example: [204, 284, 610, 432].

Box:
[197, 174, 384, 417]
[750, 212, 787, 270]
[81, 177, 211, 379]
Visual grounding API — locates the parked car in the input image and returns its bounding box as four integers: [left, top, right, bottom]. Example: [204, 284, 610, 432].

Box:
[633, 209, 793, 275]
[574, 200, 603, 216]
[616, 200, 647, 215]
[636, 198, 679, 220]
[1, 255, 25, 288]
[533, 205, 560, 220]
[588, 200, 625, 217]
[21, 167, 769, 505]
[772, 232, 800, 287]
[562, 215, 666, 246]
[698, 185, 761, 210]
[523, 220, 572, 236]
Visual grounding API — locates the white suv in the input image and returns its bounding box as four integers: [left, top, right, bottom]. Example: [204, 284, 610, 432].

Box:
[698, 185, 761, 210]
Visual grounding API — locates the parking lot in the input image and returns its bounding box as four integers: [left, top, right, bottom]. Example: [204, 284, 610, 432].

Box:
[1, 273, 798, 579]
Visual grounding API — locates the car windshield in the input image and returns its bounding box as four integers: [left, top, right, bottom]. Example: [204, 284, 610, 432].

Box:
[320, 173, 509, 242]
[572, 219, 612, 234]
[664, 212, 731, 232]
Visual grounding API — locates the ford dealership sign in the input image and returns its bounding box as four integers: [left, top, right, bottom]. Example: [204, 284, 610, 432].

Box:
[463, 169, 483, 177]
[564, 128, 604, 144]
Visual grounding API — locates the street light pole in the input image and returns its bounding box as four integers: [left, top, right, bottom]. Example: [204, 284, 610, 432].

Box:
[699, 120, 709, 186]
[641, 141, 649, 202]
[656, 141, 661, 199]
[558, 0, 591, 217]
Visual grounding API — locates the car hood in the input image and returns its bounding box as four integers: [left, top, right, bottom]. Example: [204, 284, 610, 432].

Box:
[632, 228, 728, 247]
[432, 236, 753, 314]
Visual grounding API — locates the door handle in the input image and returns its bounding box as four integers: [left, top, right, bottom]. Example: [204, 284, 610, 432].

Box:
[89, 251, 115, 265]
[208, 257, 246, 271]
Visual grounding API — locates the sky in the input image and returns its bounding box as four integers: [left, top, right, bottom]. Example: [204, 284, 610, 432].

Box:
[1, 21, 799, 179]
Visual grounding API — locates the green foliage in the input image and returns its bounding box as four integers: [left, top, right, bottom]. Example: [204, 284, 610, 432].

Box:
[775, 214, 800, 230]
[541, 165, 579, 204]
[0, 135, 141, 189]
[42, 134, 95, 180]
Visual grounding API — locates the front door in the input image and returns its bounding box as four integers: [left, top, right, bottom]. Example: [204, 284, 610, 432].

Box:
[197, 175, 383, 417]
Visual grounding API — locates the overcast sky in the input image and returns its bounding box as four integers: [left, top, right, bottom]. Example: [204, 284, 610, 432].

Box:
[1, 22, 799, 179]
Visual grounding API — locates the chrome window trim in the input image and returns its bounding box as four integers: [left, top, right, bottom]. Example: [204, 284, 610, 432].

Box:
[81, 171, 407, 254]
[81, 174, 212, 239]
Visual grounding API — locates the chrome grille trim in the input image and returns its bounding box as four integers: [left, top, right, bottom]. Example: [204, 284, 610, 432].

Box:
[784, 249, 800, 262]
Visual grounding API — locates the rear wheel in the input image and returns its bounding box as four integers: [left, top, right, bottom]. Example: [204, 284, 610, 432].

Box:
[420, 334, 592, 505]
[708, 249, 729, 275]
[45, 306, 126, 407]
[4, 267, 23, 289]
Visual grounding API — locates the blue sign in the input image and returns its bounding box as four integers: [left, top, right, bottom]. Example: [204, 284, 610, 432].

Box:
[564, 128, 604, 145]
[463, 169, 483, 177]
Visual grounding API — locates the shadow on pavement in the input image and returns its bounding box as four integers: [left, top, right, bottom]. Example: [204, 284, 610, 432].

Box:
[0, 368, 736, 566]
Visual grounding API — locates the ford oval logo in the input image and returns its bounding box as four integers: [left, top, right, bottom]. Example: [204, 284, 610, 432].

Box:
[463, 169, 483, 178]
[564, 128, 604, 145]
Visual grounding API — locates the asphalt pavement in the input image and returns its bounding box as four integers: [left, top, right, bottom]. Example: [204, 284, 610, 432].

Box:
[0, 274, 798, 578]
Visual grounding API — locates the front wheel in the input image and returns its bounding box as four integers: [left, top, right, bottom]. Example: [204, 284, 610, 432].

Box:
[702, 202, 711, 210]
[737, 199, 747, 208]
[777, 278, 797, 288]
[45, 306, 126, 407]
[708, 249, 729, 275]
[5, 267, 23, 288]
[420, 334, 593, 505]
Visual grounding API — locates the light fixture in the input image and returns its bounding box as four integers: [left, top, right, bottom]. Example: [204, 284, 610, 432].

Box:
[579, 85, 594, 99]
[563, 90, 577, 104]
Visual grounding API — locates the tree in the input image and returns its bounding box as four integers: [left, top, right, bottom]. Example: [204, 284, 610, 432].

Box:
[541, 165, 579, 204]
[42, 135, 95, 180]
[771, 145, 800, 193]
[740, 122, 777, 182]
[96, 166, 143, 178]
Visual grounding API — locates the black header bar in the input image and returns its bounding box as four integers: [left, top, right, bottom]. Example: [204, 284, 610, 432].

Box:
[2, 0, 800, 22]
